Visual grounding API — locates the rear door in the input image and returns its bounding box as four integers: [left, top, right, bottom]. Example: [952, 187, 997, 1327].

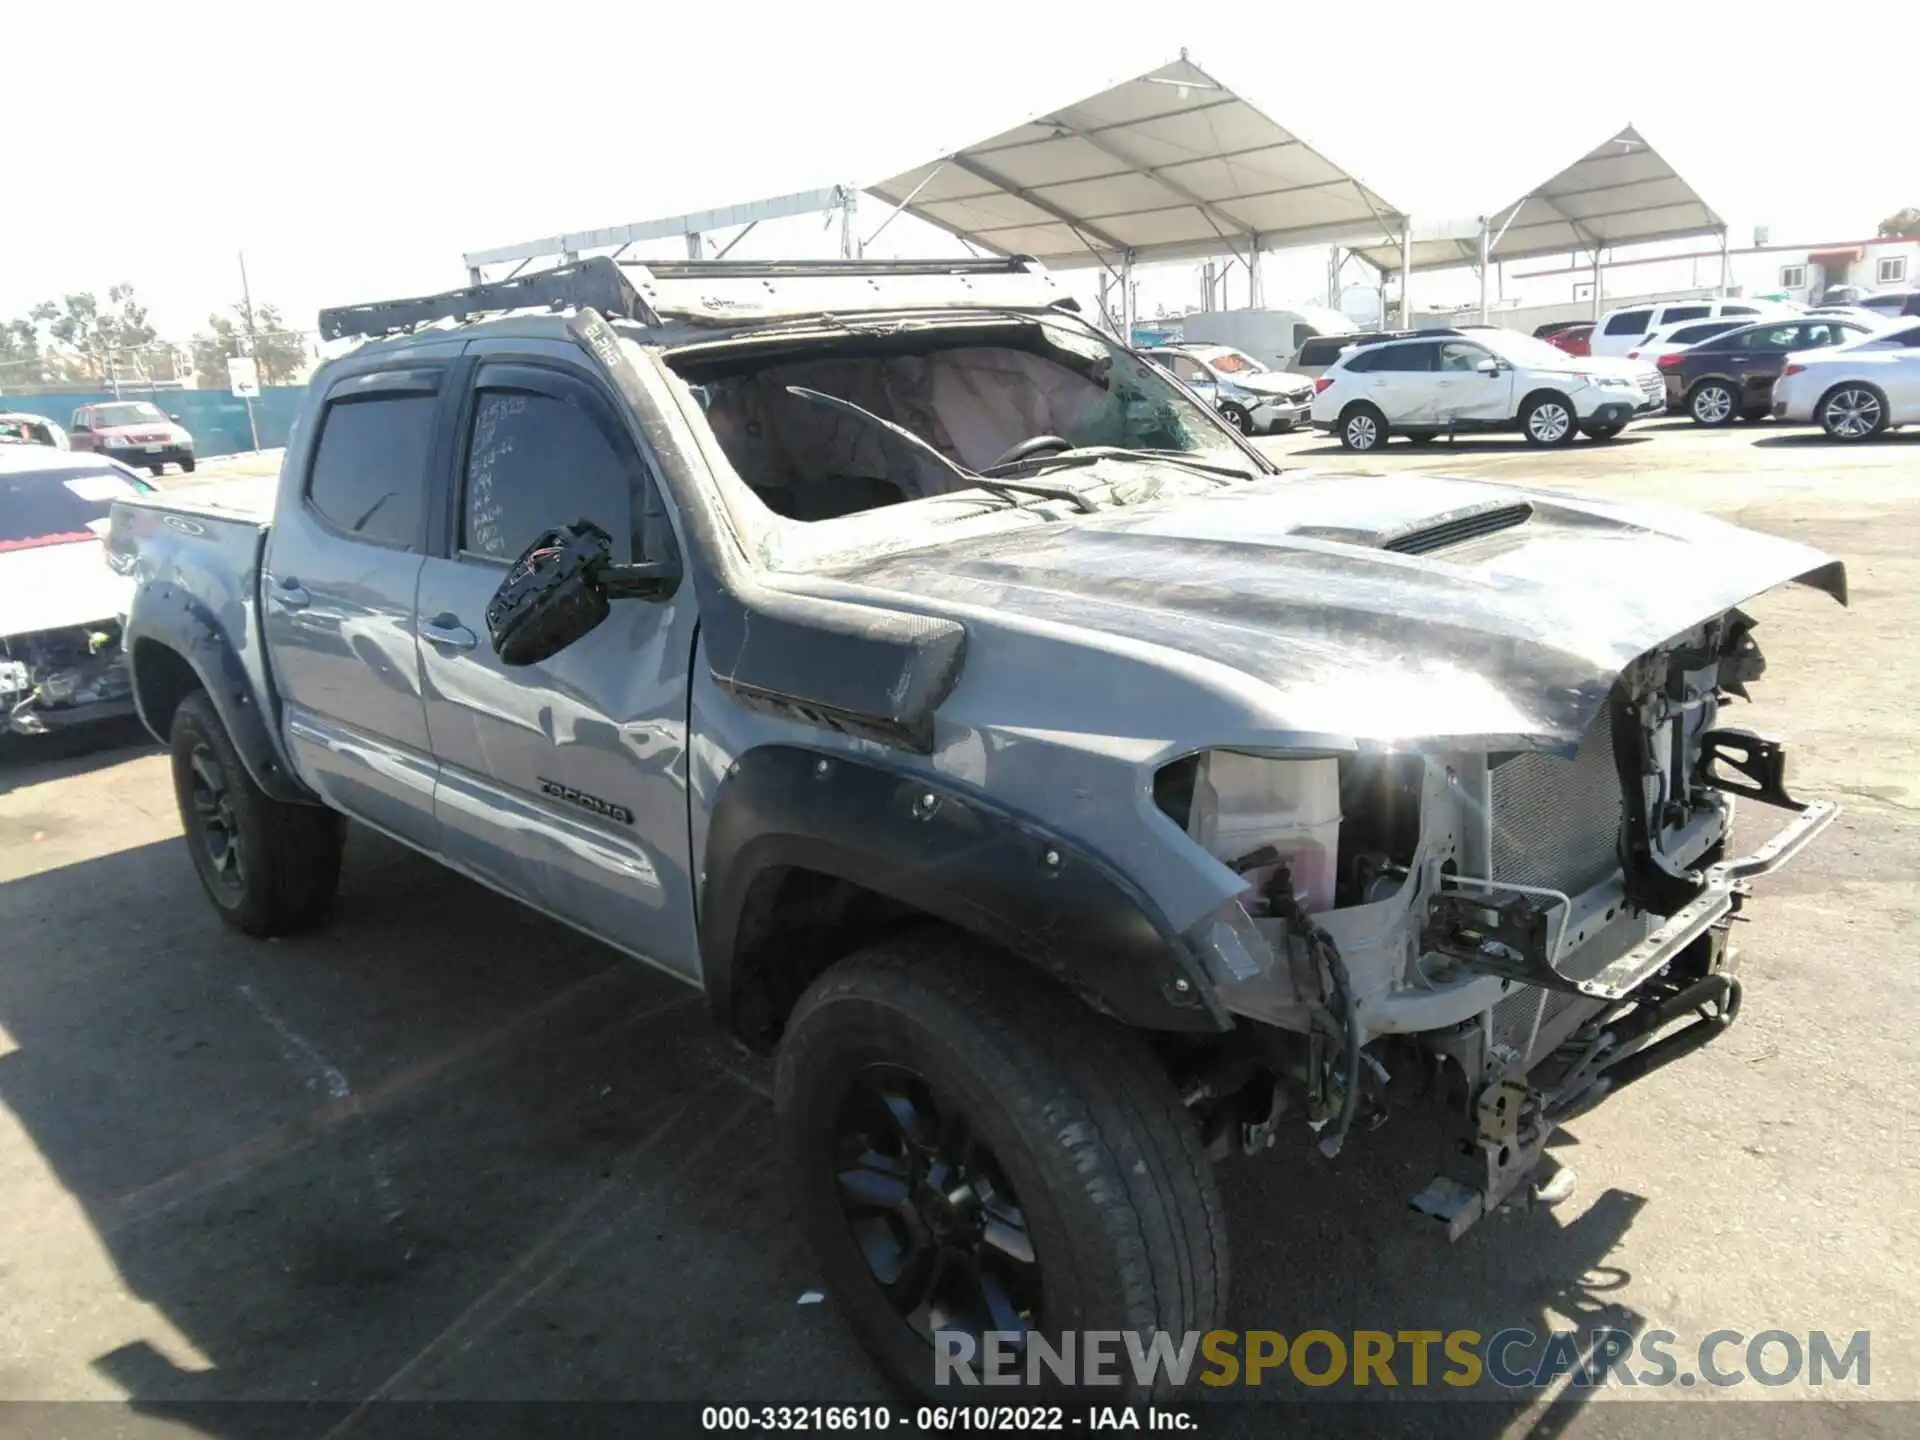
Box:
[415, 343, 701, 980]
[1596, 308, 1655, 356]
[261, 365, 445, 848]
[1365, 341, 1441, 422]
[1734, 322, 1812, 409]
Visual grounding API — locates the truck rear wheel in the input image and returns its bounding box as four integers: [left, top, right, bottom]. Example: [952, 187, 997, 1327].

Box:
[776, 930, 1227, 1398]
[169, 691, 345, 936]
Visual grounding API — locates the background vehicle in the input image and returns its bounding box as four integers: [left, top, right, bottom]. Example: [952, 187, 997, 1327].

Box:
[68, 400, 196, 475]
[1310, 327, 1661, 449]
[0, 412, 69, 449]
[107, 256, 1844, 1398]
[1662, 316, 1879, 424]
[0, 449, 151, 733]
[1289, 331, 1366, 377]
[1625, 317, 1749, 363]
[1590, 298, 1783, 356]
[1532, 319, 1588, 339]
[1177, 306, 1354, 372]
[1142, 343, 1315, 433]
[1545, 322, 1593, 357]
[1771, 320, 1920, 439]
[1856, 289, 1920, 320]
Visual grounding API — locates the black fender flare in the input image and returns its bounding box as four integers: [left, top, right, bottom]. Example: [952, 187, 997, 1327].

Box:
[126, 590, 315, 805]
[700, 745, 1229, 1042]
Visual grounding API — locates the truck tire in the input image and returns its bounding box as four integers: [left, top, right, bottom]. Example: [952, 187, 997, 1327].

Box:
[776, 930, 1227, 1398]
[169, 690, 345, 937]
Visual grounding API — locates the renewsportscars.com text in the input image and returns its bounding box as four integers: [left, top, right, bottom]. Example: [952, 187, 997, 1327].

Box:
[935, 1328, 1871, 1390]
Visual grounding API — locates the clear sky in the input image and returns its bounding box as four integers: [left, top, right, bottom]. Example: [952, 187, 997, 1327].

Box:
[5, 0, 1911, 342]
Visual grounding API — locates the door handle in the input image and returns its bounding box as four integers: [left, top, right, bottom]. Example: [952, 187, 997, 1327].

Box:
[274, 579, 311, 610]
[418, 616, 478, 651]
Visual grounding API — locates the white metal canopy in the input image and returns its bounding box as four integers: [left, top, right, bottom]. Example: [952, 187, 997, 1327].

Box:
[866, 56, 1408, 280]
[1345, 126, 1726, 276]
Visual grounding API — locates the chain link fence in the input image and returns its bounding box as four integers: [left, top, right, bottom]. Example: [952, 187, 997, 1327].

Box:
[0, 330, 319, 398]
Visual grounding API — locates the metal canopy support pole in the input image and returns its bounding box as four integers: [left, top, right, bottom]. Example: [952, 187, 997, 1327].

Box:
[1718, 228, 1730, 296]
[1121, 252, 1136, 342]
[1478, 219, 1492, 323]
[1248, 233, 1264, 309]
[1591, 250, 1603, 320]
[839, 190, 859, 259]
[1399, 224, 1413, 328]
[685, 232, 702, 260]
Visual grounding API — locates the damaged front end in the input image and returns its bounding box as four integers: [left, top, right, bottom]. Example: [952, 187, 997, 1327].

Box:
[1161, 606, 1839, 1238]
[1, 620, 134, 734]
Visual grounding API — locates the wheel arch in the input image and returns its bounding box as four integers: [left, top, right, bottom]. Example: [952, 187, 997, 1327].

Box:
[127, 624, 314, 805]
[700, 745, 1229, 1051]
[1518, 385, 1576, 416]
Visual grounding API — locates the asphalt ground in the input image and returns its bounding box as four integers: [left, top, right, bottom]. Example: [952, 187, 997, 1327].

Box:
[1, 417, 1915, 1435]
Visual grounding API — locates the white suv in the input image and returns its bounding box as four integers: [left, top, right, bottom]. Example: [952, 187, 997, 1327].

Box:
[1590, 298, 1785, 357]
[1309, 328, 1662, 451]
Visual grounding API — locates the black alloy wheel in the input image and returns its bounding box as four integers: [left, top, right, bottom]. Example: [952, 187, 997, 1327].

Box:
[833, 1062, 1042, 1347]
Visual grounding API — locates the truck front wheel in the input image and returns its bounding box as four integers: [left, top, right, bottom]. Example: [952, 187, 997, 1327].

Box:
[776, 930, 1228, 1397]
[169, 690, 345, 936]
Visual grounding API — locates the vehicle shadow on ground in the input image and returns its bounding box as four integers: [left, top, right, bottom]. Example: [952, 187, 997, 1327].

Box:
[1752, 431, 1920, 448]
[0, 717, 156, 797]
[0, 831, 1651, 1432]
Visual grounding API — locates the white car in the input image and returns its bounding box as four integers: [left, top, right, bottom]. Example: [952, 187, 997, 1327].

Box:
[1140, 344, 1316, 434]
[1770, 319, 1920, 440]
[1623, 316, 1752, 363]
[0, 449, 153, 733]
[1309, 327, 1662, 451]
[1590, 298, 1785, 357]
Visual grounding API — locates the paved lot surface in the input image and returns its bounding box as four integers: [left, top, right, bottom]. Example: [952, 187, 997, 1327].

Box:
[1, 420, 1915, 1430]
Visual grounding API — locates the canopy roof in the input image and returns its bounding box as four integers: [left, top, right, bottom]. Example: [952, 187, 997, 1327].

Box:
[1347, 126, 1726, 275]
[866, 56, 1406, 271]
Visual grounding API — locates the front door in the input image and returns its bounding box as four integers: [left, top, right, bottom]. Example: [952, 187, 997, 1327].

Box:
[261, 366, 443, 849]
[415, 348, 701, 981]
[1433, 340, 1514, 424]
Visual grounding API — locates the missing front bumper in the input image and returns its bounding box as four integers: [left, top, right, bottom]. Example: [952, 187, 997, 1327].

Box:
[1429, 797, 1839, 1002]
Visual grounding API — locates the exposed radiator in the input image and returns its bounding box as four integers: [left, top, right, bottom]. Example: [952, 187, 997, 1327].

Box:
[1490, 706, 1626, 896]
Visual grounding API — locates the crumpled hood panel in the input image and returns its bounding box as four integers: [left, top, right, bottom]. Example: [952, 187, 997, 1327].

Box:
[821, 471, 1845, 753]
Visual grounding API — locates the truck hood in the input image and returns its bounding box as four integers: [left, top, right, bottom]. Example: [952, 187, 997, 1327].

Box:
[0, 538, 133, 637]
[821, 471, 1846, 753]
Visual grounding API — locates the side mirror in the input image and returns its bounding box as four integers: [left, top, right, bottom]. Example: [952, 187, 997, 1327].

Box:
[168, 412, 183, 423]
[1474, 357, 1502, 375]
[485, 519, 679, 666]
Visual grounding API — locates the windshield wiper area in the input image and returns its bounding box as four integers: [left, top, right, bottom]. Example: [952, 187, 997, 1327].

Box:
[986, 446, 1260, 484]
[782, 386, 1099, 513]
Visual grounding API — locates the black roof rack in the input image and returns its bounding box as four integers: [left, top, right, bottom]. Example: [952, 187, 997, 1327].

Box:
[318, 257, 656, 343]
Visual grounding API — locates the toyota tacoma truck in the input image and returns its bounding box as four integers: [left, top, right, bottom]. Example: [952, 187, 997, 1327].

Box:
[106, 256, 1844, 1396]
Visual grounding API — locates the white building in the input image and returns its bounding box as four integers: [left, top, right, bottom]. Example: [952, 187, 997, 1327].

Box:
[1764, 236, 1916, 302]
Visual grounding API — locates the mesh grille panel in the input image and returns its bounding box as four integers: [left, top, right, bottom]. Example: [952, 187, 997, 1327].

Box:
[1490, 707, 1626, 895]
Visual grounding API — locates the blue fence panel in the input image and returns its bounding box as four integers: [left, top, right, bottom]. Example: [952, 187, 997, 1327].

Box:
[0, 386, 308, 459]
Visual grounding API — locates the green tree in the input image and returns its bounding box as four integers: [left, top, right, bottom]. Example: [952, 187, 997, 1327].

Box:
[1878, 207, 1920, 238]
[193, 302, 309, 389]
[18, 285, 159, 379]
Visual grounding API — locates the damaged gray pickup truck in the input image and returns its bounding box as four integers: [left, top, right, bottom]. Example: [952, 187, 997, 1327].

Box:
[107, 256, 1844, 1395]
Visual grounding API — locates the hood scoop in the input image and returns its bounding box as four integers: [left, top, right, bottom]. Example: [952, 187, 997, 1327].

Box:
[1290, 499, 1535, 556]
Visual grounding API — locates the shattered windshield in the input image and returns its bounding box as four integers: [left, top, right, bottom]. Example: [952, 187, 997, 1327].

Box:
[0, 464, 150, 551]
[669, 314, 1262, 549]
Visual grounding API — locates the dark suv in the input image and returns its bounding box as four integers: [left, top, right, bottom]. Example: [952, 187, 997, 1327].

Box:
[1660, 317, 1878, 425]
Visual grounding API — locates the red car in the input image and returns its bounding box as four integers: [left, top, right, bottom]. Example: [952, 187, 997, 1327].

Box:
[1546, 323, 1593, 357]
[68, 400, 196, 475]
